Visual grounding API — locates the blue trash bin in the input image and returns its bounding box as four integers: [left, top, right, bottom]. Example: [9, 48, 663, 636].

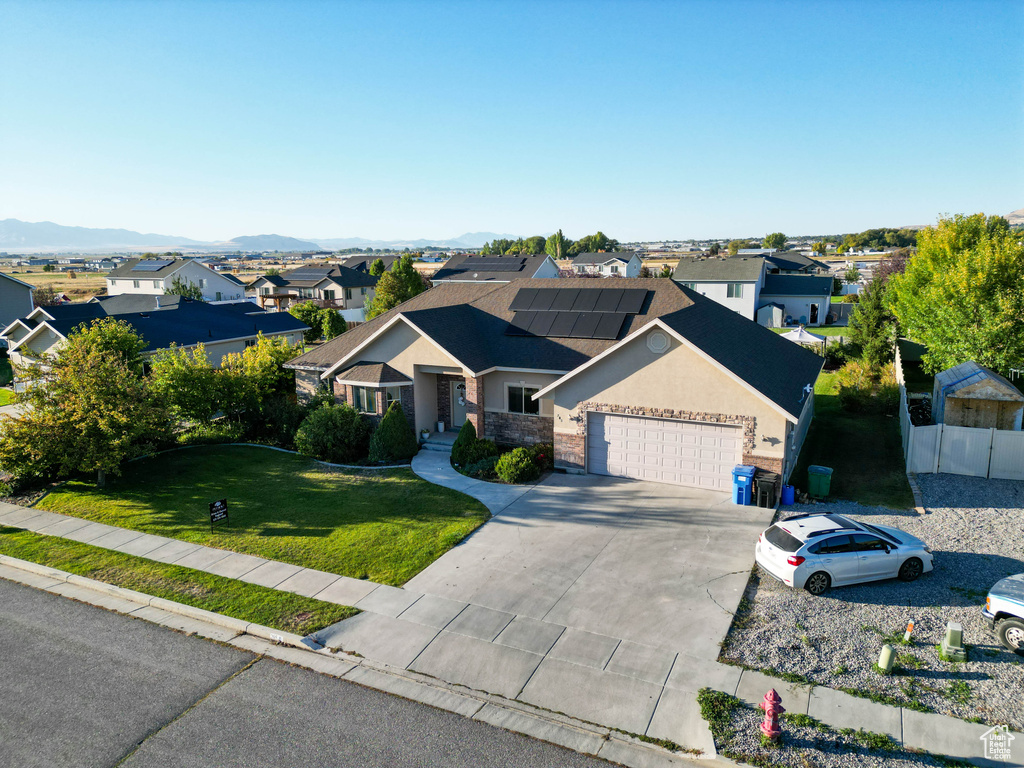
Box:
[732, 465, 757, 506]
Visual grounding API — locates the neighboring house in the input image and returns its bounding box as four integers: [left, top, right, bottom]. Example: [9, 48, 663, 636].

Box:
[340, 254, 402, 273]
[672, 258, 766, 320]
[247, 265, 378, 321]
[0, 273, 35, 331]
[757, 274, 834, 327]
[430, 254, 560, 284]
[761, 251, 828, 275]
[1, 295, 307, 391]
[673, 258, 833, 327]
[285, 278, 823, 488]
[106, 259, 247, 303]
[570, 252, 642, 277]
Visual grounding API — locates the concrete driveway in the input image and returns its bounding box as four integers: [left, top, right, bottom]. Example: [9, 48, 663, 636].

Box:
[405, 472, 770, 660]
[317, 472, 774, 755]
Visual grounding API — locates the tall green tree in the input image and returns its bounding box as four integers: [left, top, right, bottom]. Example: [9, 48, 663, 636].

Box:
[849, 276, 896, 370]
[812, 240, 829, 256]
[886, 213, 1024, 374]
[545, 230, 572, 259]
[150, 343, 220, 424]
[844, 266, 861, 284]
[364, 255, 426, 320]
[727, 239, 755, 256]
[763, 232, 786, 250]
[708, 242, 721, 256]
[320, 308, 347, 340]
[219, 333, 302, 418]
[0, 318, 169, 487]
[289, 301, 324, 342]
[165, 276, 204, 300]
[369, 258, 386, 277]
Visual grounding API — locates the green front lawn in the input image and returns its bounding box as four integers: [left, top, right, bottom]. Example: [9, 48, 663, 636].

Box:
[0, 388, 13, 406]
[0, 526, 355, 634]
[35, 445, 489, 585]
[0, 357, 12, 387]
[791, 372, 914, 508]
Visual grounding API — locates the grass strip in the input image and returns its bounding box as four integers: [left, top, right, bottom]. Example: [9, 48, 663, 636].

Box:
[0, 526, 357, 635]
[35, 445, 490, 585]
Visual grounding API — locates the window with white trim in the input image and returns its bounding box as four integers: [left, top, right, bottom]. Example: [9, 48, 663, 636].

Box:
[152, 280, 160, 289]
[132, 280, 140, 289]
[384, 386, 401, 410]
[322, 289, 335, 301]
[610, 265, 619, 274]
[727, 282, 744, 298]
[360, 286, 367, 295]
[353, 386, 376, 414]
[345, 288, 352, 300]
[507, 384, 540, 415]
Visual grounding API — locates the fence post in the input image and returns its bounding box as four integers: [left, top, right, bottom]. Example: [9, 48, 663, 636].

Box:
[933, 423, 943, 474]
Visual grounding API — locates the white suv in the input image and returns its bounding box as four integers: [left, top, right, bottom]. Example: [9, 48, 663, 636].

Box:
[755, 512, 934, 596]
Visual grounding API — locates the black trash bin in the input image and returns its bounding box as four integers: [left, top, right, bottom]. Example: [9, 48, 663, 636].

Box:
[755, 471, 780, 508]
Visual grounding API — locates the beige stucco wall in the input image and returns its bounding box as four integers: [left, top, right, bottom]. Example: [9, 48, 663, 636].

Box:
[548, 329, 791, 461]
[482, 370, 557, 417]
[340, 320, 462, 379]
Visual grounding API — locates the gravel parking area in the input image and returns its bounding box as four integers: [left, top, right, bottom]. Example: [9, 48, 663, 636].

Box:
[721, 473, 1024, 730]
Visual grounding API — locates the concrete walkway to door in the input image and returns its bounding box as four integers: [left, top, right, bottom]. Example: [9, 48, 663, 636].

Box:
[410, 446, 539, 515]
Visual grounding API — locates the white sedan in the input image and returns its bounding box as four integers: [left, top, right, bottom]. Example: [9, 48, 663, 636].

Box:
[755, 512, 933, 596]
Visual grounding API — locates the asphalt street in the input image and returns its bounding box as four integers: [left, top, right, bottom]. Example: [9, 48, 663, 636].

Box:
[0, 577, 609, 768]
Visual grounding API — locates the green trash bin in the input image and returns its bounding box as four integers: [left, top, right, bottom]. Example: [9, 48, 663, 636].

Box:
[807, 465, 833, 499]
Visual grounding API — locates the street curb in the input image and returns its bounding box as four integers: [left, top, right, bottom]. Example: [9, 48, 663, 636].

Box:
[905, 471, 927, 515]
[0, 554, 721, 768]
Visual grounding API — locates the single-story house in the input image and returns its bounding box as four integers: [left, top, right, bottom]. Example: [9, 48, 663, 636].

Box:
[0, 272, 35, 330]
[571, 251, 643, 277]
[106, 259, 247, 304]
[1, 295, 307, 390]
[757, 274, 834, 327]
[247, 265, 377, 320]
[431, 254, 560, 284]
[285, 278, 823, 488]
[341, 254, 402, 273]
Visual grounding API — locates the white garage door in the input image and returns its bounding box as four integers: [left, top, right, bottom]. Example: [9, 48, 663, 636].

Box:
[587, 412, 742, 490]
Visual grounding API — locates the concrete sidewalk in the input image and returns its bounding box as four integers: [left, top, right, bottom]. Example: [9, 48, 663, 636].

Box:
[410, 448, 539, 514]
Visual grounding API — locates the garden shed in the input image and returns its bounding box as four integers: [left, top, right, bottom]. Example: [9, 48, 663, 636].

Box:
[932, 361, 1024, 431]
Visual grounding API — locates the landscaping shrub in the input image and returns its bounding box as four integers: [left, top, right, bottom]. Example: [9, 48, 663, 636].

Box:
[176, 420, 247, 446]
[294, 403, 372, 463]
[463, 455, 499, 480]
[368, 402, 419, 462]
[835, 361, 899, 415]
[822, 340, 856, 370]
[464, 438, 499, 465]
[530, 443, 554, 471]
[495, 447, 540, 484]
[450, 420, 478, 465]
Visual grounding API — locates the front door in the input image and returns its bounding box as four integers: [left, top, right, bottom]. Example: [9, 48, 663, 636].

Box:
[451, 382, 467, 428]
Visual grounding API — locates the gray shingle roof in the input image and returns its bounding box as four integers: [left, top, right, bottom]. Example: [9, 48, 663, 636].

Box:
[572, 252, 633, 265]
[341, 255, 401, 273]
[287, 278, 823, 418]
[762, 251, 826, 273]
[672, 257, 764, 282]
[334, 362, 412, 385]
[432, 254, 553, 282]
[760, 274, 834, 297]
[106, 259, 188, 279]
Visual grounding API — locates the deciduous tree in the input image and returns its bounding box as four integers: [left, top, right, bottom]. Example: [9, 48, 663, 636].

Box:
[763, 232, 786, 250]
[289, 301, 324, 343]
[364, 255, 427, 319]
[164, 276, 204, 300]
[886, 214, 1024, 374]
[150, 343, 220, 424]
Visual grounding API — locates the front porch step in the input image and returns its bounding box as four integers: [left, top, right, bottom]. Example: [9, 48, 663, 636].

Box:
[421, 441, 454, 453]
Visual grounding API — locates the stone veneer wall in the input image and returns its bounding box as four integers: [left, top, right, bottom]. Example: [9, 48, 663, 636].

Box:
[553, 402, 759, 473]
[485, 412, 554, 447]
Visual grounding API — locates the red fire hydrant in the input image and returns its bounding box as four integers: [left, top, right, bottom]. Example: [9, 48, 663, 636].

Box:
[759, 689, 785, 742]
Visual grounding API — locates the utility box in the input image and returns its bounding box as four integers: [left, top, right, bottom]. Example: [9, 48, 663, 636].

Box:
[933, 361, 1024, 430]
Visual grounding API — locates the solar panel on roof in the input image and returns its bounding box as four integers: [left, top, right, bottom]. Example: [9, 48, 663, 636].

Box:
[570, 312, 601, 338]
[528, 311, 557, 337]
[549, 289, 579, 311]
[529, 289, 557, 312]
[506, 310, 537, 335]
[593, 289, 624, 312]
[548, 311, 581, 337]
[615, 289, 648, 314]
[509, 288, 538, 311]
[131, 259, 174, 272]
[460, 257, 527, 272]
[571, 288, 601, 312]
[594, 313, 626, 339]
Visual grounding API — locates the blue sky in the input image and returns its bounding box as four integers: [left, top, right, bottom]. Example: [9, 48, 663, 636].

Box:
[1, 0, 1021, 242]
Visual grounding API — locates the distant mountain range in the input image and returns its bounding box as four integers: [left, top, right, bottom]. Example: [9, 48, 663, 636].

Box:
[0, 219, 521, 253]
[1006, 207, 1024, 225]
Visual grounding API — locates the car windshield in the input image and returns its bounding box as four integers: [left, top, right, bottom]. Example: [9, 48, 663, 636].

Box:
[765, 525, 802, 553]
[860, 523, 900, 545]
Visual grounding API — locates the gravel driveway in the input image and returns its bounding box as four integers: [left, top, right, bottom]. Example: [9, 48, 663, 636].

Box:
[721, 473, 1024, 730]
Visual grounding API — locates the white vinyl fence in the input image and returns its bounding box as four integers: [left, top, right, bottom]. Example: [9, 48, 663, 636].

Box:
[899, 386, 1024, 480]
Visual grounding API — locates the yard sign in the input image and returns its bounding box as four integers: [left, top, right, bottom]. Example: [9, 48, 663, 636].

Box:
[209, 498, 228, 531]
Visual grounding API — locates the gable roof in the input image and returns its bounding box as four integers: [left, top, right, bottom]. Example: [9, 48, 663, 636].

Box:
[341, 254, 402, 273]
[0, 272, 36, 290]
[760, 274, 833, 297]
[672, 257, 764, 282]
[935, 361, 1024, 401]
[763, 251, 826, 273]
[286, 278, 823, 419]
[256, 265, 377, 290]
[333, 362, 413, 387]
[572, 252, 634, 266]
[106, 258, 191, 279]
[4, 298, 304, 354]
[431, 254, 555, 282]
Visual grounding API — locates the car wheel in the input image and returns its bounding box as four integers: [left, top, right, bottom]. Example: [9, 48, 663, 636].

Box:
[898, 558, 923, 582]
[804, 571, 831, 596]
[996, 618, 1024, 653]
